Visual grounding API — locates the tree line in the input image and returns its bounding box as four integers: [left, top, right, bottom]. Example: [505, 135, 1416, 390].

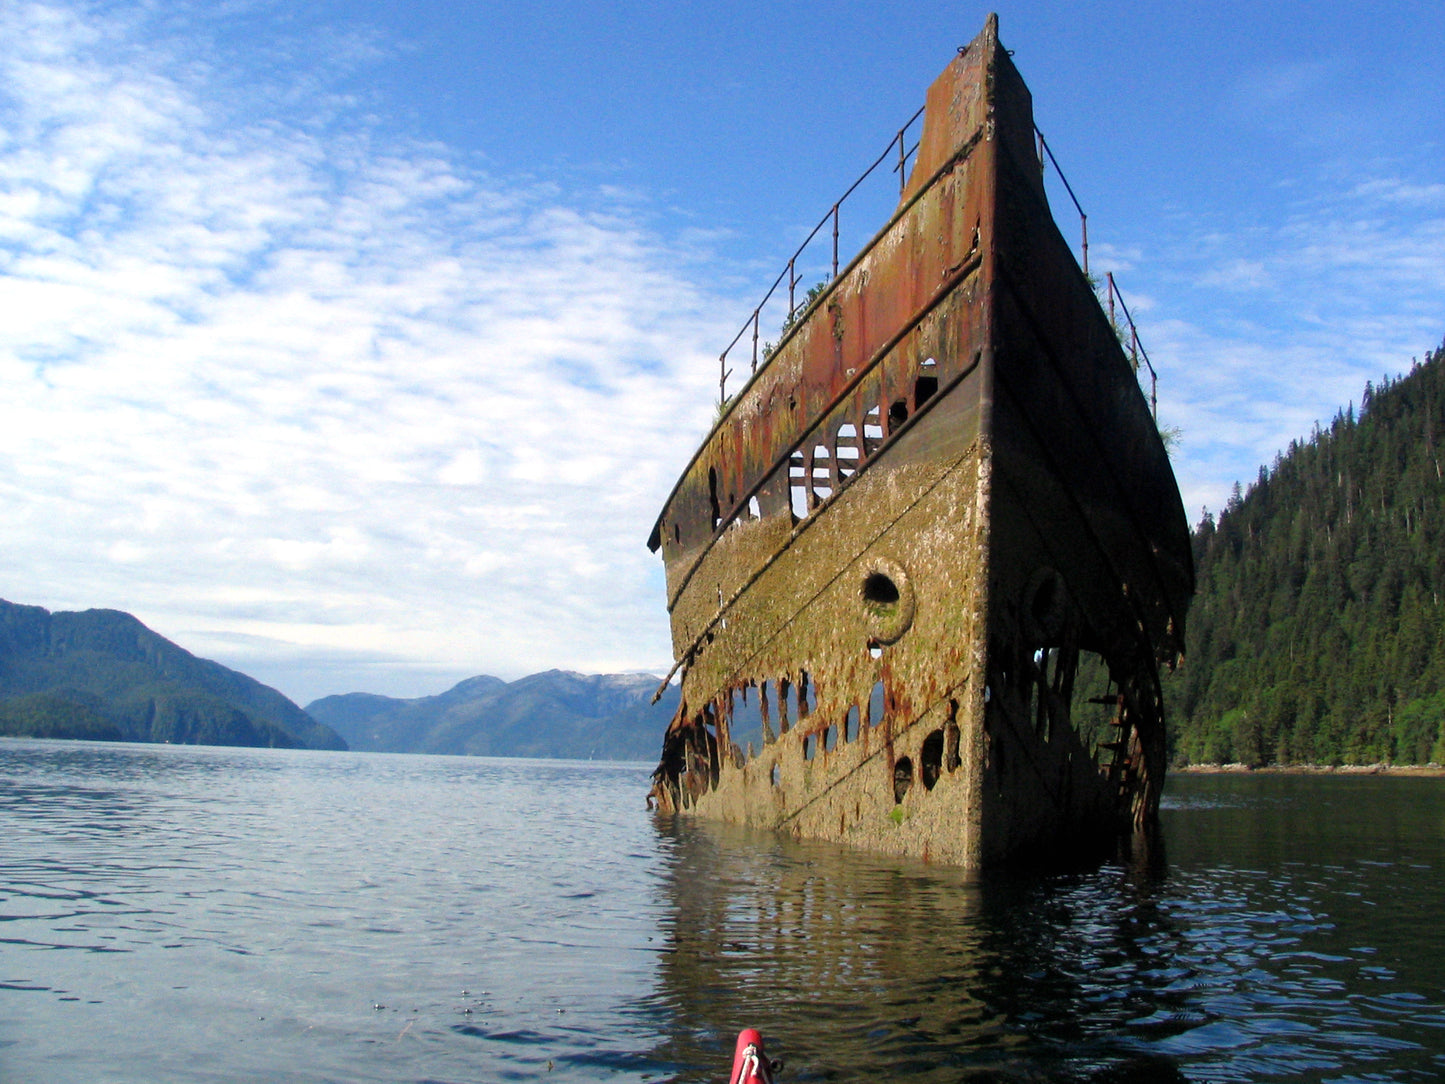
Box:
[1166, 340, 1445, 766]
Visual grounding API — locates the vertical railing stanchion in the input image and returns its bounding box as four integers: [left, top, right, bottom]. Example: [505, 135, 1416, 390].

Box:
[1106, 273, 1161, 424]
[751, 310, 760, 372]
[719, 353, 730, 406]
[1036, 128, 1162, 423]
[788, 258, 796, 317]
[1036, 128, 1090, 279]
[831, 204, 840, 280]
[897, 130, 906, 195]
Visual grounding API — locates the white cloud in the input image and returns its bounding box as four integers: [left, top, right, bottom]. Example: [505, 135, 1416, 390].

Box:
[1144, 163, 1445, 522]
[4, 1, 1441, 709]
[0, 0, 728, 702]
[1195, 259, 1272, 292]
[1351, 178, 1445, 206]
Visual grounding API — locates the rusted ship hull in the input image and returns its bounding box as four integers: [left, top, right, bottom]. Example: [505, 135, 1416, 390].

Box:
[647, 16, 1193, 868]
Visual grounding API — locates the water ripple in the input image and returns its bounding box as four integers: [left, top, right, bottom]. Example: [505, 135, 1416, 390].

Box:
[2, 742, 1443, 1081]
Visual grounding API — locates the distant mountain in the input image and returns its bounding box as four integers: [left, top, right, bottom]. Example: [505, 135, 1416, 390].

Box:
[0, 600, 346, 751]
[1168, 340, 1445, 766]
[307, 669, 680, 761]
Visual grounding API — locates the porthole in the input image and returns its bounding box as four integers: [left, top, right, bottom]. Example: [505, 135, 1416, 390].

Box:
[868, 680, 887, 727]
[862, 572, 900, 606]
[921, 729, 944, 790]
[914, 375, 938, 410]
[893, 756, 914, 804]
[858, 556, 915, 644]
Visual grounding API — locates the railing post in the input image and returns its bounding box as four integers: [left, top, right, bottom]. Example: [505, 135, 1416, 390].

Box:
[1036, 127, 1092, 278]
[897, 129, 906, 195]
[788, 257, 796, 316]
[1037, 138, 1162, 421]
[751, 310, 760, 371]
[719, 353, 730, 405]
[832, 203, 840, 280]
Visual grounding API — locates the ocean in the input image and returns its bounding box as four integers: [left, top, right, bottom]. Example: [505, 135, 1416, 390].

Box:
[2, 739, 1442, 1082]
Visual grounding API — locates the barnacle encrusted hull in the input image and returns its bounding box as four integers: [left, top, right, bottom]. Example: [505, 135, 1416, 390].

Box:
[646, 15, 1193, 868]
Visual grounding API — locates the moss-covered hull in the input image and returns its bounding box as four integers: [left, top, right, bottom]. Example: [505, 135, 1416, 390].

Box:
[647, 15, 1193, 867]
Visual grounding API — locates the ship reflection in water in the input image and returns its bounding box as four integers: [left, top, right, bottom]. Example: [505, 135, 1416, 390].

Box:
[1, 746, 1440, 1080]
[642, 774, 1445, 1082]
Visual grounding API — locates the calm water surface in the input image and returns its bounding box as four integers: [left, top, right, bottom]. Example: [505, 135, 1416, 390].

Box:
[1, 740, 1442, 1082]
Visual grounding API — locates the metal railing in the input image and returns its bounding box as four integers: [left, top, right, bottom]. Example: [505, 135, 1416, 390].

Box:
[711, 114, 1163, 422]
[1106, 272, 1159, 421]
[1036, 127, 1159, 422]
[717, 105, 927, 405]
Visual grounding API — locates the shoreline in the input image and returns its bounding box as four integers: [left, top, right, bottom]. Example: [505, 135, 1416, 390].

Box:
[1174, 762, 1445, 778]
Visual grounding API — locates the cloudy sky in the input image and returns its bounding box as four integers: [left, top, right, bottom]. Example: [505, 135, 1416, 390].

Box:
[2, 1, 1441, 705]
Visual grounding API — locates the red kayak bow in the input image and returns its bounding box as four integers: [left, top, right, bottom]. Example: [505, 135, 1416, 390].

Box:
[729, 1029, 775, 1084]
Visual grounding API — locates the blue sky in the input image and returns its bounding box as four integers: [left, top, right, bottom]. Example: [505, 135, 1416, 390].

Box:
[1, 0, 1441, 704]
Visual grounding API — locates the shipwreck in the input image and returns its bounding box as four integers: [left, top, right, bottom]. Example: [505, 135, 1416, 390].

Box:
[646, 15, 1194, 868]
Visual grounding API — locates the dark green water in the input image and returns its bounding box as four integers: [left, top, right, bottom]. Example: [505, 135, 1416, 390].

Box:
[1, 740, 1441, 1082]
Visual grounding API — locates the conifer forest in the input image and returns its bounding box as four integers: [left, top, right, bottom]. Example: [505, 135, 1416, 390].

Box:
[1166, 341, 1445, 766]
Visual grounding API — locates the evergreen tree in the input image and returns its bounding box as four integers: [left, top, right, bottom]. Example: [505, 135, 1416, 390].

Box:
[1167, 340, 1445, 766]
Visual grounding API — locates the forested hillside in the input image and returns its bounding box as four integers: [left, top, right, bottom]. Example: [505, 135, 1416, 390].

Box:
[1168, 341, 1445, 766]
[0, 601, 346, 750]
